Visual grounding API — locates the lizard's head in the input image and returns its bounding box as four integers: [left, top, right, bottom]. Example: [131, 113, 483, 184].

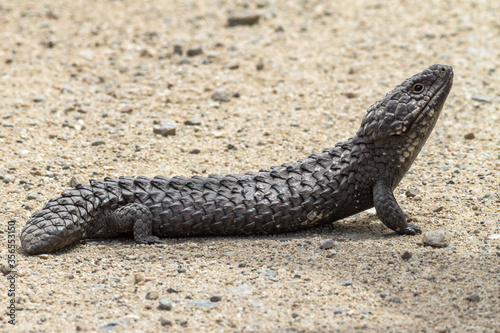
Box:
[358, 64, 453, 151]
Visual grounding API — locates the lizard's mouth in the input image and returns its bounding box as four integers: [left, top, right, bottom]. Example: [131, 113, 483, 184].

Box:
[407, 67, 454, 133]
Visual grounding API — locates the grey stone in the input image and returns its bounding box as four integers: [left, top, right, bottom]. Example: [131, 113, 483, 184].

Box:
[405, 188, 419, 197]
[146, 291, 159, 300]
[33, 95, 47, 102]
[3, 174, 15, 184]
[186, 47, 202, 57]
[91, 140, 106, 147]
[211, 88, 232, 102]
[158, 300, 173, 310]
[423, 230, 449, 247]
[27, 192, 39, 200]
[230, 283, 254, 295]
[188, 300, 216, 309]
[153, 122, 176, 136]
[401, 251, 412, 260]
[209, 294, 222, 302]
[160, 317, 172, 326]
[179, 57, 191, 65]
[465, 291, 480, 302]
[227, 12, 261, 27]
[184, 118, 201, 126]
[173, 44, 183, 56]
[319, 239, 336, 249]
[471, 94, 492, 103]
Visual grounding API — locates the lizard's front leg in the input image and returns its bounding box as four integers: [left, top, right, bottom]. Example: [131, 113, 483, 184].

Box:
[372, 180, 421, 235]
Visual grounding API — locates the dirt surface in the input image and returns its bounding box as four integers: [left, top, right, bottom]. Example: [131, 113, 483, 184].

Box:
[1, 0, 499, 332]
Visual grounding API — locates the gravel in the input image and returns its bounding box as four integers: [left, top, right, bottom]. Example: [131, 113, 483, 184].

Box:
[5, 1, 500, 332]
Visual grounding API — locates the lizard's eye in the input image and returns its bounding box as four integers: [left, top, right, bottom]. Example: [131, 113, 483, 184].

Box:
[412, 83, 424, 94]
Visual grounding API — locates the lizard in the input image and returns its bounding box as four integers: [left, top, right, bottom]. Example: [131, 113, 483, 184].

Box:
[20, 64, 453, 255]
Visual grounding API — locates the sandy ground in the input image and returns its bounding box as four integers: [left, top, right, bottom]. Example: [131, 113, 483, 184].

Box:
[0, 0, 499, 332]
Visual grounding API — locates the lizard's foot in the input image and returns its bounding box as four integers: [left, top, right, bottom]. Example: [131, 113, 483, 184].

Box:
[397, 223, 422, 235]
[136, 235, 162, 244]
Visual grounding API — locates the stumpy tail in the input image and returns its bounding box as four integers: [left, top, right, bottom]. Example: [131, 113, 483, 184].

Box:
[20, 182, 110, 255]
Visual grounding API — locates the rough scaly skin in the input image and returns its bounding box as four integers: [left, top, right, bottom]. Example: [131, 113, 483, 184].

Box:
[21, 65, 454, 255]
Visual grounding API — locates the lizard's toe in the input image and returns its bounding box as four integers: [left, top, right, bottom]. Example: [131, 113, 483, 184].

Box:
[400, 223, 421, 235]
[136, 235, 162, 245]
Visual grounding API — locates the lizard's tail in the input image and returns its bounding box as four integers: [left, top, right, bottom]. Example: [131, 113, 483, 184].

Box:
[20, 179, 121, 255]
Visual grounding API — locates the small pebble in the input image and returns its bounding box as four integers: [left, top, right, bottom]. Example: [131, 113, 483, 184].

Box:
[153, 122, 177, 137]
[146, 291, 159, 300]
[167, 287, 179, 293]
[256, 60, 264, 71]
[0, 264, 12, 275]
[464, 132, 475, 140]
[344, 92, 358, 99]
[465, 291, 480, 302]
[184, 118, 201, 126]
[38, 254, 50, 259]
[91, 140, 105, 147]
[189, 300, 216, 309]
[186, 47, 202, 57]
[319, 239, 336, 249]
[432, 205, 444, 213]
[227, 62, 239, 70]
[26, 192, 39, 200]
[210, 294, 222, 302]
[211, 88, 232, 102]
[334, 306, 343, 314]
[189, 148, 201, 154]
[178, 268, 186, 273]
[119, 106, 133, 114]
[158, 300, 173, 310]
[33, 95, 47, 102]
[423, 230, 449, 247]
[471, 94, 492, 103]
[69, 175, 84, 187]
[173, 44, 183, 55]
[160, 317, 172, 326]
[227, 12, 261, 27]
[134, 274, 145, 284]
[341, 280, 353, 286]
[256, 0, 269, 8]
[179, 57, 191, 65]
[406, 189, 419, 197]
[401, 251, 412, 260]
[3, 174, 15, 184]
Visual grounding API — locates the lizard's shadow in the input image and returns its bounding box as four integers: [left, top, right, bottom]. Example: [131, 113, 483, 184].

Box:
[80, 213, 408, 251]
[28, 214, 413, 256]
